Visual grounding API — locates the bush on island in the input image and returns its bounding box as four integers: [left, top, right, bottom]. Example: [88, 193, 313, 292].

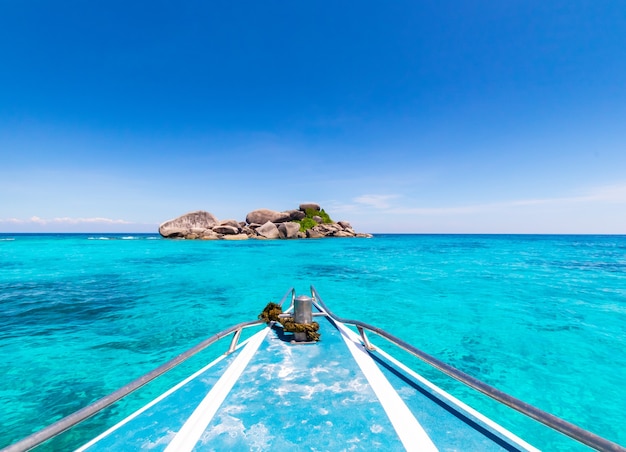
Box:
[296, 208, 334, 232]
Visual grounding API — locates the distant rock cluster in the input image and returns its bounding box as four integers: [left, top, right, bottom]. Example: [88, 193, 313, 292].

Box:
[158, 203, 372, 240]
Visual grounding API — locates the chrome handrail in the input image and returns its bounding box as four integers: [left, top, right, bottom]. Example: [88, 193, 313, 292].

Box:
[310, 285, 625, 452]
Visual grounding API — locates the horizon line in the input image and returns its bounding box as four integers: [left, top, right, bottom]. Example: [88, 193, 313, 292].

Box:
[1, 232, 625, 236]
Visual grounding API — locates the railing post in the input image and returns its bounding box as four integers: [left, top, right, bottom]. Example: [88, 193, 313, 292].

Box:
[357, 326, 376, 350]
[226, 328, 242, 355]
[293, 295, 313, 342]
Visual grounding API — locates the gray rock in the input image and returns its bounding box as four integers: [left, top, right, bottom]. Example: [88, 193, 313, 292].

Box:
[256, 221, 280, 239]
[219, 219, 240, 228]
[299, 203, 321, 212]
[306, 228, 324, 238]
[223, 233, 249, 241]
[314, 223, 340, 235]
[287, 210, 306, 221]
[213, 225, 239, 235]
[338, 221, 352, 230]
[159, 211, 219, 238]
[246, 209, 291, 225]
[240, 226, 255, 236]
[160, 227, 187, 238]
[356, 233, 373, 238]
[312, 215, 323, 224]
[333, 230, 354, 238]
[278, 222, 300, 239]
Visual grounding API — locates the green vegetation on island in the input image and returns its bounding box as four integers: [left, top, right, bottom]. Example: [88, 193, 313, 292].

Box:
[295, 208, 334, 232]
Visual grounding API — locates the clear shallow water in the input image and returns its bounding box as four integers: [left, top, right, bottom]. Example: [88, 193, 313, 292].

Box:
[1, 233, 625, 450]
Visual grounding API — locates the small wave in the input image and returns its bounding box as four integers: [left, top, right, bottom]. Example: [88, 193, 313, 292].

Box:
[88, 237, 111, 240]
[121, 236, 137, 240]
[0, 238, 15, 241]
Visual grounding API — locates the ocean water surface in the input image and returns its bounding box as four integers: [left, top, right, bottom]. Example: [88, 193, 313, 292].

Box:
[1, 233, 625, 450]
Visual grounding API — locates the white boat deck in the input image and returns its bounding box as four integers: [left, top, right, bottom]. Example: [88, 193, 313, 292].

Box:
[77, 311, 538, 451]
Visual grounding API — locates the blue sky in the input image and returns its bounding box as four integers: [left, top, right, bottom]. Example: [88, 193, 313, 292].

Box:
[1, 1, 625, 233]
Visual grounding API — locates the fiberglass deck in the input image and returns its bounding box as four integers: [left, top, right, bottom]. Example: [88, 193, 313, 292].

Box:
[78, 315, 537, 451]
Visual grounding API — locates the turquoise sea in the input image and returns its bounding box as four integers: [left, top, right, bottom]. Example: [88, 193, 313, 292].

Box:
[1, 233, 625, 450]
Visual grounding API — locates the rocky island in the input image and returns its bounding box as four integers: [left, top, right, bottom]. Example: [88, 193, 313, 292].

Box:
[159, 203, 372, 240]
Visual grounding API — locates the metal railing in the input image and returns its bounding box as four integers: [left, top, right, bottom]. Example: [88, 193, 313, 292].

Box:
[310, 285, 625, 452]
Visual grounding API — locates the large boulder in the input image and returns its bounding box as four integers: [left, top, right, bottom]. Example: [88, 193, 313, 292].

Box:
[213, 225, 239, 235]
[287, 210, 306, 221]
[159, 227, 187, 238]
[159, 211, 219, 238]
[278, 222, 300, 239]
[299, 203, 321, 212]
[219, 219, 240, 228]
[306, 228, 324, 238]
[256, 221, 280, 239]
[246, 209, 291, 225]
[314, 223, 341, 236]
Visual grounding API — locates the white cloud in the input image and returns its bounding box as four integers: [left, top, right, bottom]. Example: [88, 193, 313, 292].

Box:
[357, 183, 626, 217]
[326, 182, 626, 233]
[0, 215, 156, 233]
[502, 184, 626, 208]
[583, 183, 626, 203]
[353, 194, 400, 209]
[0, 216, 133, 225]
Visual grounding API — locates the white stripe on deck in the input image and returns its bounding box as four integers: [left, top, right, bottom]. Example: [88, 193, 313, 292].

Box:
[335, 321, 439, 452]
[164, 327, 269, 452]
